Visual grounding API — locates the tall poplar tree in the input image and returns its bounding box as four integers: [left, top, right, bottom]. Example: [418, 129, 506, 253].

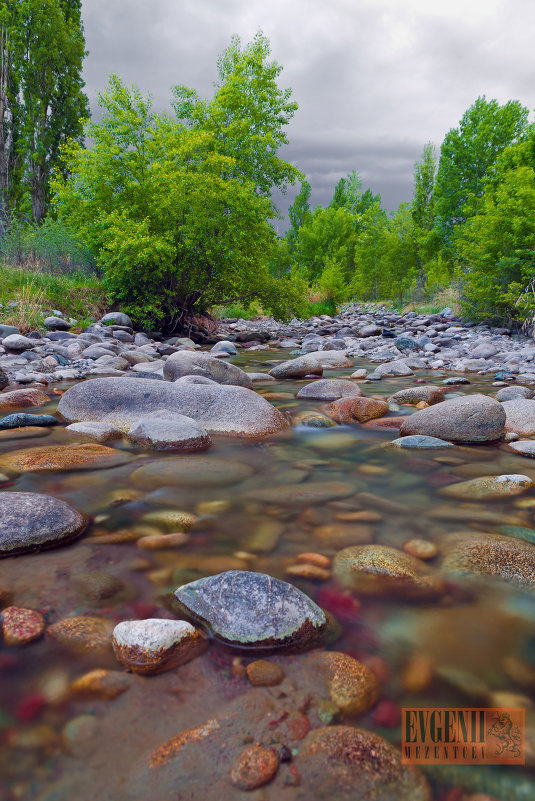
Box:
[0, 0, 88, 223]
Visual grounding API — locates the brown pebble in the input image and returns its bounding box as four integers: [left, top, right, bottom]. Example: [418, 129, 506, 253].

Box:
[415, 401, 429, 409]
[335, 510, 383, 523]
[296, 552, 331, 569]
[230, 745, 279, 790]
[71, 669, 131, 700]
[137, 532, 190, 550]
[2, 606, 45, 645]
[286, 564, 331, 581]
[402, 539, 438, 560]
[402, 654, 434, 693]
[47, 616, 113, 654]
[246, 660, 284, 686]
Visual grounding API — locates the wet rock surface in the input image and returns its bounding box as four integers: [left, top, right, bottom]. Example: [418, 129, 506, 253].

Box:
[400, 393, 506, 442]
[0, 491, 88, 556]
[175, 570, 327, 648]
[112, 618, 208, 674]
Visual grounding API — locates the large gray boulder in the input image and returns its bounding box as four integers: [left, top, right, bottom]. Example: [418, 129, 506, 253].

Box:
[269, 351, 352, 380]
[0, 492, 88, 557]
[174, 570, 327, 648]
[163, 350, 252, 388]
[399, 393, 505, 442]
[57, 377, 288, 438]
[502, 398, 535, 435]
[296, 379, 364, 401]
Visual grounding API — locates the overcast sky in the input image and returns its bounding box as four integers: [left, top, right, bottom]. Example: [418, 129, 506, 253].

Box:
[81, 0, 535, 228]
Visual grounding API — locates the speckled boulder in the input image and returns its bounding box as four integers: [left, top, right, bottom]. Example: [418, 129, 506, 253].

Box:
[0, 492, 88, 557]
[0, 388, 49, 411]
[501, 398, 535, 435]
[163, 351, 253, 388]
[294, 727, 431, 801]
[127, 412, 212, 451]
[296, 379, 364, 401]
[439, 474, 533, 500]
[112, 619, 207, 675]
[58, 377, 288, 438]
[400, 393, 505, 442]
[441, 531, 535, 589]
[0, 443, 130, 475]
[174, 570, 327, 649]
[333, 544, 445, 600]
[302, 651, 379, 716]
[388, 385, 445, 405]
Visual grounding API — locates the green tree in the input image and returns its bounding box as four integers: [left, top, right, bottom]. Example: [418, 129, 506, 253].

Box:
[291, 204, 357, 284]
[287, 178, 311, 252]
[434, 96, 529, 254]
[351, 200, 387, 300]
[458, 127, 535, 324]
[53, 37, 304, 331]
[381, 203, 418, 302]
[14, 0, 88, 221]
[0, 1, 23, 222]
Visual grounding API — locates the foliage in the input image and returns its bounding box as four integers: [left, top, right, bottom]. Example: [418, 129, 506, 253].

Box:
[434, 96, 529, 254]
[458, 128, 535, 324]
[0, 0, 88, 221]
[53, 34, 304, 332]
[2, 216, 97, 275]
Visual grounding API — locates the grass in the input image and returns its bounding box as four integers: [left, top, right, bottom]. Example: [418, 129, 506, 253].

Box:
[0, 262, 109, 332]
[399, 285, 462, 316]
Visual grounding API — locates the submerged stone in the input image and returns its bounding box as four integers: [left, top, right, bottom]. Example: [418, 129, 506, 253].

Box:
[112, 618, 207, 675]
[439, 474, 533, 500]
[174, 570, 327, 648]
[0, 413, 57, 430]
[0, 491, 88, 557]
[390, 435, 454, 449]
[441, 531, 535, 589]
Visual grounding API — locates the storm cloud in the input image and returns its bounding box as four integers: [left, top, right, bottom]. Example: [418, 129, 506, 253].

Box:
[81, 0, 535, 221]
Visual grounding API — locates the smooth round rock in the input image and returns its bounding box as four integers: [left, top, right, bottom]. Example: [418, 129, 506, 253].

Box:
[496, 386, 534, 401]
[112, 618, 207, 675]
[269, 354, 322, 379]
[70, 669, 131, 700]
[1, 334, 35, 352]
[0, 388, 49, 411]
[100, 312, 133, 327]
[388, 385, 445, 405]
[294, 727, 431, 801]
[245, 660, 284, 686]
[403, 539, 438, 560]
[230, 745, 279, 790]
[441, 531, 535, 589]
[296, 379, 364, 401]
[375, 360, 414, 377]
[1, 606, 45, 645]
[210, 341, 237, 356]
[303, 651, 379, 716]
[246, 481, 354, 506]
[163, 351, 252, 388]
[508, 440, 535, 457]
[502, 398, 535, 436]
[44, 316, 71, 331]
[333, 544, 445, 600]
[439, 474, 533, 500]
[128, 412, 212, 451]
[174, 570, 327, 649]
[48, 616, 114, 653]
[390, 435, 454, 449]
[399, 394, 505, 442]
[326, 396, 389, 423]
[0, 492, 88, 557]
[58, 377, 288, 438]
[0, 413, 57, 430]
[0, 443, 130, 475]
[131, 455, 253, 489]
[66, 421, 123, 442]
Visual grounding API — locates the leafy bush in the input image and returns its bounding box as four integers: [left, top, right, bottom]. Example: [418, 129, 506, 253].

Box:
[53, 35, 303, 333]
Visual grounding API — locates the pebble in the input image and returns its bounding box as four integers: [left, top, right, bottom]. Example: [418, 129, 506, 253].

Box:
[304, 651, 379, 716]
[112, 618, 207, 675]
[137, 532, 190, 550]
[285, 563, 331, 580]
[47, 616, 114, 654]
[62, 714, 100, 758]
[230, 745, 279, 790]
[1, 606, 45, 645]
[326, 396, 389, 423]
[439, 474, 533, 500]
[403, 539, 438, 560]
[245, 660, 284, 686]
[71, 669, 131, 700]
[296, 552, 331, 569]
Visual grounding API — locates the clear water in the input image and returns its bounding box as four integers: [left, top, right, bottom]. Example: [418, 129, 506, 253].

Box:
[0, 351, 534, 800]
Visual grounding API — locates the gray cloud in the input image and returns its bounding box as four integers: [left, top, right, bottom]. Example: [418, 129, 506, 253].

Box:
[81, 0, 535, 221]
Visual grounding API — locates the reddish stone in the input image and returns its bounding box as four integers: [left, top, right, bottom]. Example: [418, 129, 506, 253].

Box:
[16, 693, 46, 722]
[372, 698, 401, 728]
[2, 606, 45, 645]
[230, 745, 279, 790]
